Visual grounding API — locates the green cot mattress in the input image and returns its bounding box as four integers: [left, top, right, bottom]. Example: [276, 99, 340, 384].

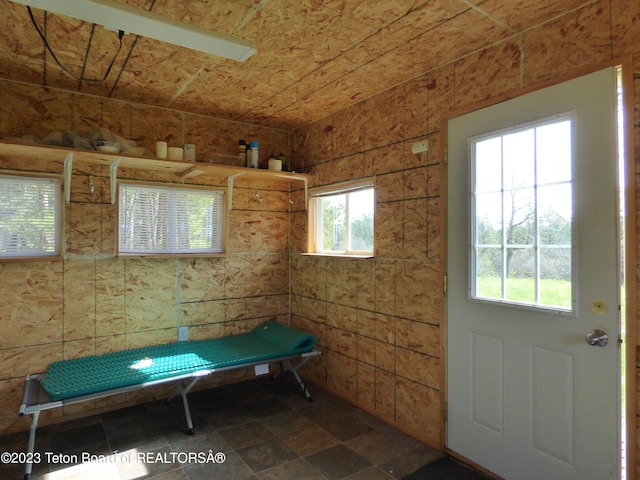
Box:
[41, 321, 316, 402]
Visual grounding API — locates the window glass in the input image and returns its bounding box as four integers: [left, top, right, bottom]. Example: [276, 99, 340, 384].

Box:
[472, 117, 573, 310]
[119, 184, 224, 255]
[312, 181, 374, 255]
[347, 189, 374, 252]
[318, 194, 346, 252]
[0, 175, 61, 258]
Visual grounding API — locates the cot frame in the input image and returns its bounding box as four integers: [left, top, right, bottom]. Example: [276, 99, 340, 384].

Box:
[18, 350, 320, 480]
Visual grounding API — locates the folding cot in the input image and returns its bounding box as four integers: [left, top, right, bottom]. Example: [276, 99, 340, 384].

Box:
[18, 321, 320, 480]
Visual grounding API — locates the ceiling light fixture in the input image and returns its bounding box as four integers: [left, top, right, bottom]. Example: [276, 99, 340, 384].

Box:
[10, 0, 257, 62]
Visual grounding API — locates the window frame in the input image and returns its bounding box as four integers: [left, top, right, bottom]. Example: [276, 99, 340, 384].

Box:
[308, 178, 375, 257]
[0, 173, 62, 260]
[117, 181, 226, 257]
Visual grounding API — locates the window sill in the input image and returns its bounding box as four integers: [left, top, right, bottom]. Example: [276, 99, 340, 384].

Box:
[0, 254, 62, 262]
[300, 253, 374, 259]
[117, 252, 230, 259]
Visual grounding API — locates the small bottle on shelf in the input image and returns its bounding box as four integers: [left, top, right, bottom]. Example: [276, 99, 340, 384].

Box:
[277, 153, 287, 171]
[238, 139, 247, 167]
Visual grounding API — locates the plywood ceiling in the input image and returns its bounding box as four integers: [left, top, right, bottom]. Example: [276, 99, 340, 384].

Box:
[0, 0, 592, 129]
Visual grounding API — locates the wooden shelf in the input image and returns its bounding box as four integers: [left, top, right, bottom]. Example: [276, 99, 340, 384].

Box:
[0, 140, 308, 180]
[0, 141, 310, 209]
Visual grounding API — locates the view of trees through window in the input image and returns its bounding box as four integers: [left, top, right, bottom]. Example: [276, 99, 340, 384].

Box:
[316, 188, 374, 254]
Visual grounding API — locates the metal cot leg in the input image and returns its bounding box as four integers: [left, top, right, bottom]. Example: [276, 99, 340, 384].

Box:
[181, 391, 194, 435]
[23, 410, 40, 480]
[286, 359, 313, 402]
[166, 377, 202, 435]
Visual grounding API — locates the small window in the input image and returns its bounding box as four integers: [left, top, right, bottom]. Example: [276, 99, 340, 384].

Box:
[118, 183, 224, 255]
[310, 179, 374, 256]
[0, 175, 61, 258]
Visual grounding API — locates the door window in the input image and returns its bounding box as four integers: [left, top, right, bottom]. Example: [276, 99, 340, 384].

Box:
[471, 116, 573, 311]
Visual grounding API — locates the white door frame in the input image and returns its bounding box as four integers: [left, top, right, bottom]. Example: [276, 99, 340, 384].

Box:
[440, 60, 637, 479]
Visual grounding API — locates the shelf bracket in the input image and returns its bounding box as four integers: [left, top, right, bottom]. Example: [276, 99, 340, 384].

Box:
[63, 152, 73, 203]
[274, 174, 308, 210]
[227, 171, 246, 210]
[110, 158, 121, 205]
[179, 164, 208, 179]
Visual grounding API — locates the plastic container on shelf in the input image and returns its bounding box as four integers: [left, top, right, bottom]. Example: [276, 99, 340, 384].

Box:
[249, 141, 259, 168]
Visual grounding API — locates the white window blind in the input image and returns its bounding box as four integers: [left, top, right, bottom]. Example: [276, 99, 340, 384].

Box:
[118, 184, 224, 255]
[0, 175, 61, 258]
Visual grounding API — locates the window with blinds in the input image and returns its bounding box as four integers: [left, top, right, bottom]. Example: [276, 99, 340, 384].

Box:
[118, 184, 224, 255]
[0, 175, 61, 258]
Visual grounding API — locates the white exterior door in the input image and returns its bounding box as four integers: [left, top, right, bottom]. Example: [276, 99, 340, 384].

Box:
[446, 68, 620, 480]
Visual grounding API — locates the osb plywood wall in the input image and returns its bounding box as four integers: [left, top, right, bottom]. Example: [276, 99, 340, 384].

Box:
[2, 0, 640, 472]
[289, 0, 640, 456]
[0, 78, 293, 433]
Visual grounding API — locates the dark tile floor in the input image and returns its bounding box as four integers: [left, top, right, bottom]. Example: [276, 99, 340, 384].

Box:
[0, 377, 486, 480]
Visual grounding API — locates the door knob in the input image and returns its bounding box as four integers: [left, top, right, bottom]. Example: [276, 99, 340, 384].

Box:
[586, 329, 608, 347]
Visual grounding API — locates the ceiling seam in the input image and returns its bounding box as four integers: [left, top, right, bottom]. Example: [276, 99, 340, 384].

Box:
[164, 0, 271, 113]
[457, 0, 518, 35]
[233, 0, 272, 35]
[165, 62, 210, 107]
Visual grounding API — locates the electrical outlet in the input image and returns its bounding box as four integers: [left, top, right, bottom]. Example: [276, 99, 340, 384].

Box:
[178, 326, 189, 342]
[411, 140, 429, 154]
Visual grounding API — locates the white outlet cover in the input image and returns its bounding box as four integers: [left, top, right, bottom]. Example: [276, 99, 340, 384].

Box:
[411, 140, 429, 154]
